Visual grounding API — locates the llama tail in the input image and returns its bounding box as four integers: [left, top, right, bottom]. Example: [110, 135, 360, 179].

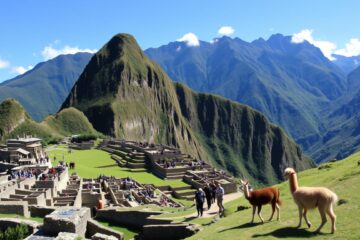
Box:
[277, 188, 282, 206]
[331, 191, 338, 206]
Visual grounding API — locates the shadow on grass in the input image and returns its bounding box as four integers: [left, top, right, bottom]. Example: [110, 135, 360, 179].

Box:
[96, 164, 118, 168]
[219, 222, 263, 232]
[252, 227, 330, 238]
[183, 216, 198, 222]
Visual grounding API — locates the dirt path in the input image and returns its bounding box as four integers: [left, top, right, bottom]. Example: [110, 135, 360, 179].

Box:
[185, 191, 243, 218]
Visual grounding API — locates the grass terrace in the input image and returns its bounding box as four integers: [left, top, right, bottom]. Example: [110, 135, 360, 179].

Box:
[186, 151, 360, 240]
[47, 145, 189, 188]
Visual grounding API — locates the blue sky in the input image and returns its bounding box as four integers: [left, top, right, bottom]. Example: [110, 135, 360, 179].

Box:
[0, 0, 360, 81]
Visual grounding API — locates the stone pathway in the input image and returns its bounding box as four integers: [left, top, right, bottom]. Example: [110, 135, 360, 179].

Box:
[183, 191, 243, 219]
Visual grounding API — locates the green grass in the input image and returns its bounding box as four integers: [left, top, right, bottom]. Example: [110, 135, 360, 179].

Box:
[0, 214, 44, 223]
[97, 220, 139, 240]
[47, 145, 188, 188]
[186, 151, 360, 240]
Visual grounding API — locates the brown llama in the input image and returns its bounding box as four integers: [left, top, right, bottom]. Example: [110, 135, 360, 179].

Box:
[284, 168, 338, 234]
[240, 180, 281, 223]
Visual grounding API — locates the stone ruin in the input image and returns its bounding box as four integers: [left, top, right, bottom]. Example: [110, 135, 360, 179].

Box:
[0, 138, 239, 239]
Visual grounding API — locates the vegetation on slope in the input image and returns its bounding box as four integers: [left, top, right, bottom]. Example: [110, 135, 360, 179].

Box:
[0, 99, 28, 141]
[187, 151, 360, 240]
[61, 33, 313, 184]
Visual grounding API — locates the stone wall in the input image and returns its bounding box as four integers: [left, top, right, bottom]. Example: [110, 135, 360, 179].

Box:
[141, 223, 199, 240]
[0, 218, 40, 234]
[0, 201, 30, 217]
[42, 207, 91, 237]
[29, 205, 55, 218]
[96, 208, 171, 229]
[86, 219, 124, 240]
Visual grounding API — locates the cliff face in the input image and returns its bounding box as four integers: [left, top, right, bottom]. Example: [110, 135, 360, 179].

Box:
[62, 33, 314, 184]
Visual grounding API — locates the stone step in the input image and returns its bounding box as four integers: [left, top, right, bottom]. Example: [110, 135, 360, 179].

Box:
[126, 162, 146, 169]
[165, 174, 184, 180]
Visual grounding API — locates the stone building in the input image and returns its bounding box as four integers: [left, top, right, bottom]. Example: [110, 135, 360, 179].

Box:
[0, 136, 45, 165]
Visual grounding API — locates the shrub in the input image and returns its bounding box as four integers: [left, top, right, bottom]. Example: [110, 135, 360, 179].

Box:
[0, 224, 29, 240]
[71, 133, 99, 143]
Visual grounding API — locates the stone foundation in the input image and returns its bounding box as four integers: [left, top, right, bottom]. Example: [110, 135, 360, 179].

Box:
[42, 207, 91, 237]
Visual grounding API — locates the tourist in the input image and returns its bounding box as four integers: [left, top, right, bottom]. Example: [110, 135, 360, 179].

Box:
[210, 182, 216, 203]
[215, 181, 225, 216]
[195, 188, 205, 217]
[203, 183, 212, 210]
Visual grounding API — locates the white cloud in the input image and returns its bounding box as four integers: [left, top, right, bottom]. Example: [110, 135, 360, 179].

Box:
[41, 45, 97, 60]
[291, 29, 337, 60]
[334, 38, 360, 57]
[177, 33, 200, 47]
[0, 58, 10, 69]
[218, 26, 235, 36]
[11, 65, 33, 75]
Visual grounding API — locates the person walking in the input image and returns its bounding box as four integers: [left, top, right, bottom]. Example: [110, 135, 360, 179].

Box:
[195, 188, 205, 217]
[210, 182, 217, 203]
[215, 181, 225, 216]
[203, 183, 212, 210]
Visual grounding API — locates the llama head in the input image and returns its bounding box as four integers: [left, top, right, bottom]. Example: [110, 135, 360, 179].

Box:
[283, 167, 296, 179]
[240, 179, 249, 186]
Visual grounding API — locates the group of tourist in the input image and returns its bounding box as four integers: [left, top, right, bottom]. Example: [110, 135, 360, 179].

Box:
[9, 169, 35, 179]
[36, 156, 49, 165]
[158, 158, 207, 169]
[195, 181, 225, 217]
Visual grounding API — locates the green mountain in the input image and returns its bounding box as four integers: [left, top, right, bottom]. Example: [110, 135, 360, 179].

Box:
[0, 53, 92, 121]
[145, 35, 347, 160]
[0, 98, 98, 144]
[0, 99, 29, 141]
[309, 66, 360, 161]
[61, 33, 314, 184]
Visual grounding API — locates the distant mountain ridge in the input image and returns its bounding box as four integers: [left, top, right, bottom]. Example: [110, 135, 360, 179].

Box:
[61, 33, 314, 184]
[0, 53, 92, 121]
[3, 33, 360, 163]
[145, 34, 360, 162]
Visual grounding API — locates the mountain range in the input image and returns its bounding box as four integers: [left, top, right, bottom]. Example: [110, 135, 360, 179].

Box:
[0, 53, 92, 121]
[60, 33, 313, 184]
[1, 33, 360, 163]
[145, 34, 360, 162]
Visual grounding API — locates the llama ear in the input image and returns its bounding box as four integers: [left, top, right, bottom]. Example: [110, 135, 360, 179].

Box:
[240, 179, 245, 185]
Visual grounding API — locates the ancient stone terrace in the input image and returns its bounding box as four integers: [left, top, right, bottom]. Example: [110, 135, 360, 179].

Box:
[101, 139, 238, 197]
[184, 170, 238, 194]
[81, 178, 105, 209]
[102, 140, 147, 170]
[104, 177, 181, 208]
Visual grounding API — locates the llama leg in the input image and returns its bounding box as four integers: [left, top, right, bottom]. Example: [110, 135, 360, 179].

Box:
[303, 208, 312, 228]
[276, 203, 280, 221]
[251, 205, 256, 223]
[314, 206, 327, 233]
[268, 202, 276, 221]
[257, 205, 264, 223]
[297, 206, 303, 228]
[327, 204, 336, 234]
